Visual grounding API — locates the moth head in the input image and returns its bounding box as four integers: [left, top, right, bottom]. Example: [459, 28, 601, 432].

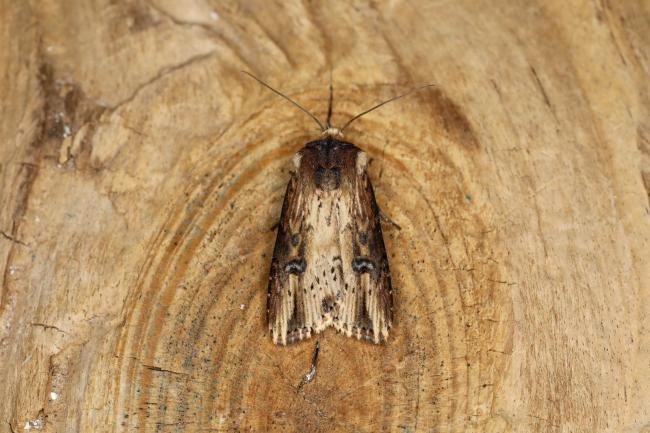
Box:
[322, 126, 342, 137]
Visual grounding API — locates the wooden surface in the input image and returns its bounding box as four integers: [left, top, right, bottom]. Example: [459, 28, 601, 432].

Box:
[1, 1, 649, 432]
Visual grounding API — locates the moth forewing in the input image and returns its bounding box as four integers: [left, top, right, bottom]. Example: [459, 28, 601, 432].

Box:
[268, 138, 393, 345]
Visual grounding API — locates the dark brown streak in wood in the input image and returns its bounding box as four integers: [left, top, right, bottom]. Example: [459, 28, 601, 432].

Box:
[143, 364, 189, 377]
[30, 323, 67, 334]
[530, 66, 558, 122]
[0, 231, 28, 247]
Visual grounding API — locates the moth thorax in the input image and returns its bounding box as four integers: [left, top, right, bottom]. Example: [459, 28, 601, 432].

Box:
[356, 151, 368, 175]
[315, 166, 341, 191]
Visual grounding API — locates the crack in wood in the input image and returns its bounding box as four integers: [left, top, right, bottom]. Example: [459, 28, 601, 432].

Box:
[0, 231, 28, 246]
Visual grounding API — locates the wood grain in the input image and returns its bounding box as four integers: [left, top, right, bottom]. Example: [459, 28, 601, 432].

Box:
[1, 1, 649, 432]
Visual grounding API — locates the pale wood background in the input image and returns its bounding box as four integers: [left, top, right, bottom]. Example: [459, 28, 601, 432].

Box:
[1, 1, 649, 432]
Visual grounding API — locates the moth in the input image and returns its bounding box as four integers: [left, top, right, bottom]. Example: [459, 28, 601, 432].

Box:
[243, 72, 432, 345]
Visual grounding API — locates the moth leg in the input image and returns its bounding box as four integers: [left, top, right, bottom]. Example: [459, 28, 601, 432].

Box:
[297, 340, 320, 390]
[379, 209, 401, 230]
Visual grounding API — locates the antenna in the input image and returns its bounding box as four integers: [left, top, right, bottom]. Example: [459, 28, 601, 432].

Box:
[339, 84, 435, 134]
[242, 71, 435, 136]
[326, 69, 334, 128]
[241, 71, 325, 131]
